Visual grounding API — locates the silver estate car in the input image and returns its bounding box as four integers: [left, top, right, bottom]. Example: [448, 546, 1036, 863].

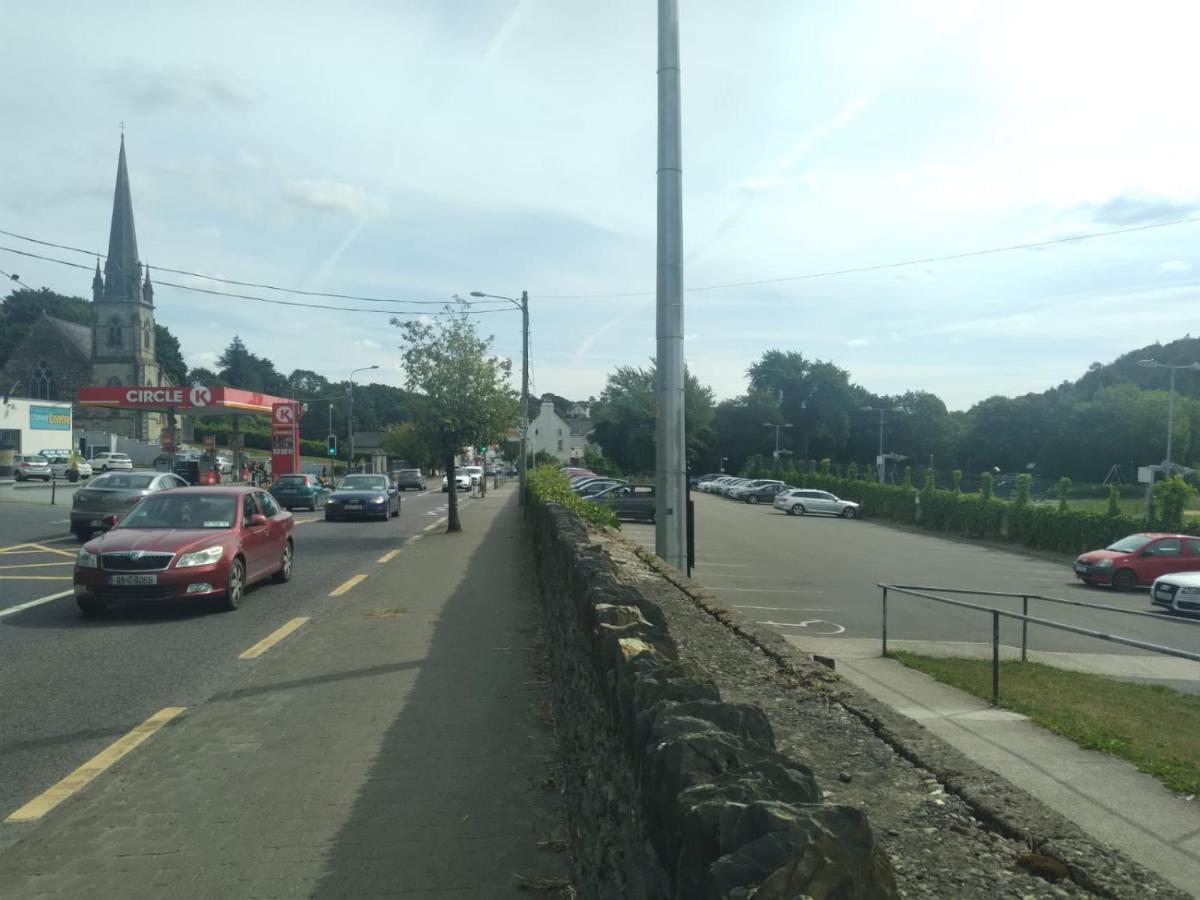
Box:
[70, 471, 191, 541]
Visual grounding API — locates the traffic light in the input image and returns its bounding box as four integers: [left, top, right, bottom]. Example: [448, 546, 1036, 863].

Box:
[327, 434, 337, 457]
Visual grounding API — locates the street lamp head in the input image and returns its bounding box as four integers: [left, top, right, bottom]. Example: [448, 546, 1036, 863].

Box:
[1137, 359, 1158, 368]
[469, 291, 485, 297]
[368, 364, 380, 370]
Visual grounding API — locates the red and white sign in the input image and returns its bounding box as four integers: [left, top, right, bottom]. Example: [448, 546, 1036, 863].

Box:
[272, 403, 296, 425]
[78, 385, 290, 414]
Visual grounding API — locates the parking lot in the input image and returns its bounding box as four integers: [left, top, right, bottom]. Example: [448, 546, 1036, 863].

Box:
[622, 492, 1200, 691]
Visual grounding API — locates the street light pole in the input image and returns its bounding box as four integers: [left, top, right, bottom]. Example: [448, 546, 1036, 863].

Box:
[348, 365, 379, 473]
[1138, 358, 1200, 469]
[470, 290, 530, 504]
[763, 422, 793, 470]
[863, 406, 889, 483]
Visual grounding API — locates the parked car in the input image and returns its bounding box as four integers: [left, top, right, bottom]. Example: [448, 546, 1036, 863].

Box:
[739, 481, 791, 504]
[70, 471, 192, 541]
[270, 473, 330, 511]
[691, 472, 722, 488]
[14, 455, 52, 482]
[1074, 533, 1200, 591]
[773, 488, 861, 518]
[576, 479, 628, 497]
[588, 483, 656, 522]
[463, 465, 483, 485]
[729, 479, 784, 501]
[717, 478, 753, 497]
[43, 455, 92, 481]
[91, 451, 134, 472]
[214, 453, 233, 475]
[1150, 571, 1200, 615]
[393, 469, 427, 491]
[72, 486, 294, 615]
[325, 474, 400, 521]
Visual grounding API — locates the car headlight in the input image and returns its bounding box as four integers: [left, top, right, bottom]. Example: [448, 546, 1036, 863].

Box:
[1094, 558, 1113, 568]
[371, 496, 385, 503]
[1177, 586, 1200, 595]
[177, 546, 224, 568]
[77, 548, 99, 568]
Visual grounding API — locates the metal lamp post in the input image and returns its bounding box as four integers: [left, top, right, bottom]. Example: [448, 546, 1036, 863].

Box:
[348, 365, 379, 473]
[1138, 359, 1200, 469]
[763, 422, 793, 470]
[862, 406, 891, 483]
[470, 290, 530, 505]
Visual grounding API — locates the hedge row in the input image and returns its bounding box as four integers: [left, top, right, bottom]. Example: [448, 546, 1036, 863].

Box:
[797, 474, 1147, 555]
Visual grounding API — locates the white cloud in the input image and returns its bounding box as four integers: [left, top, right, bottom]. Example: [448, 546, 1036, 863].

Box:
[846, 337, 870, 348]
[95, 62, 262, 111]
[1158, 260, 1191, 274]
[185, 350, 219, 370]
[355, 338, 382, 351]
[282, 179, 387, 219]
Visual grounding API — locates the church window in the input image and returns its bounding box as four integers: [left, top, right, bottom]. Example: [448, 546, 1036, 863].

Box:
[143, 320, 152, 350]
[29, 361, 53, 400]
[106, 316, 123, 350]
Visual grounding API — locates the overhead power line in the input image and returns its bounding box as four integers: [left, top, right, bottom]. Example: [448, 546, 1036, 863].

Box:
[539, 214, 1200, 299]
[0, 246, 515, 317]
[0, 227, 496, 307]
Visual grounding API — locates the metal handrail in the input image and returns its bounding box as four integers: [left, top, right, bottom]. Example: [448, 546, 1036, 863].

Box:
[885, 584, 1200, 626]
[877, 583, 1200, 705]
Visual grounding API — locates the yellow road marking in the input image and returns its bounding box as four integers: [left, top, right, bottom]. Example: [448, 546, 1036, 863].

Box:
[0, 543, 35, 555]
[6, 707, 186, 822]
[0, 561, 74, 569]
[0, 576, 72, 581]
[27, 544, 78, 558]
[330, 574, 367, 597]
[238, 617, 309, 659]
[377, 549, 402, 564]
[406, 534, 423, 545]
[293, 518, 316, 526]
[423, 517, 446, 532]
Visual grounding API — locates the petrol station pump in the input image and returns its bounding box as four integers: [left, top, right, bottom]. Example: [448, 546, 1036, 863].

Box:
[271, 401, 302, 478]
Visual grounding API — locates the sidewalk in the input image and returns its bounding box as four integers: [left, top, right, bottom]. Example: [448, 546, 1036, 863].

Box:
[788, 636, 1200, 897]
[0, 487, 570, 898]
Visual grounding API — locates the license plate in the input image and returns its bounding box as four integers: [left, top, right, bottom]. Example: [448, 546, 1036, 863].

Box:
[1074, 564, 1088, 574]
[108, 574, 157, 586]
[345, 502, 362, 508]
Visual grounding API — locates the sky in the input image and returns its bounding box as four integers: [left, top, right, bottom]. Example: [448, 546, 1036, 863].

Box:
[2, 0, 1199, 410]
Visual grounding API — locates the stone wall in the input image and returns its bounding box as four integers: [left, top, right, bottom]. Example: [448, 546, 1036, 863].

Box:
[529, 501, 898, 900]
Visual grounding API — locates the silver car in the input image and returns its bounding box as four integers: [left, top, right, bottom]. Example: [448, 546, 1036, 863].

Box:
[70, 471, 191, 541]
[773, 488, 861, 518]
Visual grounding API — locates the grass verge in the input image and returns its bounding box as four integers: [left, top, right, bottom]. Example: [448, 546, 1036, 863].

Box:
[888, 651, 1200, 795]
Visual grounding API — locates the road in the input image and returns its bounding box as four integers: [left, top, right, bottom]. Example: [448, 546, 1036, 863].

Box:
[623, 493, 1200, 688]
[0, 484, 467, 850]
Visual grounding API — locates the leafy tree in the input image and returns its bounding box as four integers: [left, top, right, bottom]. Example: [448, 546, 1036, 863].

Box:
[394, 304, 518, 532]
[1014, 473, 1032, 506]
[1106, 484, 1121, 517]
[383, 421, 435, 469]
[1057, 476, 1072, 511]
[0, 288, 92, 367]
[154, 325, 187, 386]
[1154, 475, 1194, 531]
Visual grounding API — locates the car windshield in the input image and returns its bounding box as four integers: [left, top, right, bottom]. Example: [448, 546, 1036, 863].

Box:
[1106, 534, 1153, 553]
[92, 474, 156, 490]
[399, 469, 420, 477]
[340, 475, 388, 490]
[118, 494, 237, 529]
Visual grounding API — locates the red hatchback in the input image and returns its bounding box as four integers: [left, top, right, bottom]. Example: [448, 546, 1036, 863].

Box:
[73, 486, 293, 615]
[1073, 532, 1200, 591]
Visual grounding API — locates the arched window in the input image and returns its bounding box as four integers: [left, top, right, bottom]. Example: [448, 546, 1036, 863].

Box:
[143, 320, 152, 350]
[29, 361, 53, 400]
[106, 316, 123, 350]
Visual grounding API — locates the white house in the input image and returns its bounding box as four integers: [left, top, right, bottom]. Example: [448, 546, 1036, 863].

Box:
[529, 399, 590, 465]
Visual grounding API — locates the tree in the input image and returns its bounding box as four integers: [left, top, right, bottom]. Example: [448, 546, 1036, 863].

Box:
[154, 325, 187, 386]
[0, 288, 92, 368]
[393, 304, 518, 532]
[383, 421, 435, 470]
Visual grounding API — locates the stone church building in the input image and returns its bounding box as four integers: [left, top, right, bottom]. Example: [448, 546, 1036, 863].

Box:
[0, 137, 168, 441]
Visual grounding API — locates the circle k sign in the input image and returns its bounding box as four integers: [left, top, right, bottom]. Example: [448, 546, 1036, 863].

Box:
[273, 403, 296, 425]
[188, 386, 212, 407]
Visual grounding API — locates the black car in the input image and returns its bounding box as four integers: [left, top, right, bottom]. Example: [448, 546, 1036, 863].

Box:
[741, 482, 792, 504]
[393, 468, 426, 491]
[325, 474, 400, 521]
[588, 483, 655, 522]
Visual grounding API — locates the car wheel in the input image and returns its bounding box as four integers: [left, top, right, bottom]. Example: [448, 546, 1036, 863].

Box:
[789, 504, 805, 516]
[13, 472, 22, 482]
[841, 507, 858, 519]
[391, 504, 400, 518]
[273, 540, 293, 583]
[77, 597, 107, 616]
[325, 513, 338, 522]
[285, 506, 293, 512]
[72, 528, 93, 542]
[220, 558, 245, 611]
[748, 495, 759, 505]
[1111, 568, 1137, 592]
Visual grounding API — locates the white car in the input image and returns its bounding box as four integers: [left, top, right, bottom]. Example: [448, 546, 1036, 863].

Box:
[441, 472, 472, 492]
[44, 455, 92, 480]
[14, 455, 52, 481]
[463, 465, 483, 485]
[773, 488, 861, 519]
[1150, 572, 1200, 615]
[91, 452, 134, 472]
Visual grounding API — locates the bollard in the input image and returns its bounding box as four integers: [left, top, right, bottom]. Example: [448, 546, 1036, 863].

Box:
[51, 471, 56, 506]
[1021, 595, 1029, 662]
[881, 587, 888, 656]
[991, 610, 1000, 706]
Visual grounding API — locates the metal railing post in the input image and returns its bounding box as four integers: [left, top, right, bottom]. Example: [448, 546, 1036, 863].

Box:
[991, 610, 1000, 706]
[1021, 595, 1029, 662]
[881, 586, 888, 656]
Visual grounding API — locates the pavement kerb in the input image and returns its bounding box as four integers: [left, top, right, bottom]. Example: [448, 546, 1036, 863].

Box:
[610, 531, 1187, 899]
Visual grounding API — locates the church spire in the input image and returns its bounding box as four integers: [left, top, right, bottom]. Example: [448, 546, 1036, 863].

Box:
[142, 260, 154, 305]
[92, 258, 103, 302]
[103, 134, 141, 302]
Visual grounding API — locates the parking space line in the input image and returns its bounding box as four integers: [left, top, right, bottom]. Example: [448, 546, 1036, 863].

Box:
[5, 707, 186, 822]
[716, 587, 826, 594]
[733, 605, 833, 611]
[0, 575, 72, 581]
[239, 617, 310, 659]
[0, 561, 73, 570]
[27, 543, 78, 558]
[0, 590, 74, 619]
[330, 574, 368, 597]
[696, 563, 748, 568]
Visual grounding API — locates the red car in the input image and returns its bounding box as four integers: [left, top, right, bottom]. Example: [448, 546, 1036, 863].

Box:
[1073, 532, 1200, 590]
[73, 486, 293, 615]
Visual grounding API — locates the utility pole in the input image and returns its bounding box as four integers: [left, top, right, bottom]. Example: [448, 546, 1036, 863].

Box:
[863, 406, 887, 483]
[763, 422, 793, 470]
[656, 0, 686, 571]
[520, 291, 530, 505]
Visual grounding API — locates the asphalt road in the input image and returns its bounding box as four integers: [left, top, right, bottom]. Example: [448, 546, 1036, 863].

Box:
[0, 484, 471, 850]
[624, 493, 1200, 682]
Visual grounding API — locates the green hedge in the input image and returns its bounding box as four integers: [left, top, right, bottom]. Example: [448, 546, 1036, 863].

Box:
[528, 465, 620, 529]
[795, 472, 1146, 555]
